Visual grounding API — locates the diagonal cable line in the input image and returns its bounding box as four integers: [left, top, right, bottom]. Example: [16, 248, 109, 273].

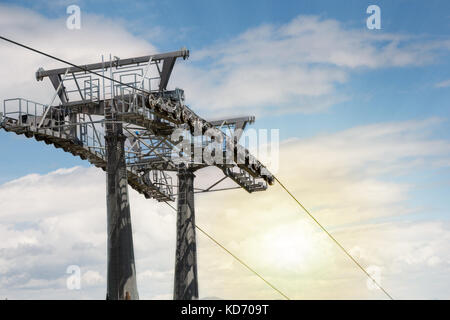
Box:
[0, 34, 291, 301]
[164, 201, 291, 300]
[0, 35, 150, 95]
[273, 176, 394, 300]
[0, 34, 395, 300]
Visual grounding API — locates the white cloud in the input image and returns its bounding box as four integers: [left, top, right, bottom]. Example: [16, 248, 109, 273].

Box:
[1, 6, 448, 120]
[172, 15, 450, 117]
[82, 270, 104, 287]
[1, 4, 450, 300]
[0, 165, 176, 299]
[435, 79, 450, 88]
[193, 118, 450, 299]
[0, 4, 157, 105]
[1, 118, 449, 299]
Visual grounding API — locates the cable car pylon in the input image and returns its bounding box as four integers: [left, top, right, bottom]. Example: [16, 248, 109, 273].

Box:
[0, 48, 275, 300]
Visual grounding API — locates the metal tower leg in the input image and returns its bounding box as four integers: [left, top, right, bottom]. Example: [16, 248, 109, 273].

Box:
[105, 117, 139, 300]
[69, 112, 77, 140]
[174, 167, 199, 300]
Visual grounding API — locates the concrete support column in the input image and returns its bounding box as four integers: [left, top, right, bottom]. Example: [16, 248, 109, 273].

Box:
[174, 167, 199, 300]
[105, 114, 139, 300]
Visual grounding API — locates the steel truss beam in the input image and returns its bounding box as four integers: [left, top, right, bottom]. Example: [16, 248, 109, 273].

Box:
[36, 49, 189, 82]
[41, 92, 274, 188]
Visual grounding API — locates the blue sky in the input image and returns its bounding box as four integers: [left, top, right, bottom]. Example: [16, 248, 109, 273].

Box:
[1, 0, 450, 299]
[1, 0, 450, 216]
[1, 0, 450, 170]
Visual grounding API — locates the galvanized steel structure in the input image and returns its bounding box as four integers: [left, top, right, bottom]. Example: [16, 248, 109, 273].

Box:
[0, 49, 274, 300]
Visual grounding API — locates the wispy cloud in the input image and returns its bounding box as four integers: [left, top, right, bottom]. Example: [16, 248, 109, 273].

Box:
[1, 4, 450, 300]
[1, 6, 449, 119]
[1, 118, 450, 299]
[0, 166, 177, 299]
[172, 15, 450, 117]
[193, 118, 450, 299]
[435, 79, 450, 88]
[0, 4, 157, 104]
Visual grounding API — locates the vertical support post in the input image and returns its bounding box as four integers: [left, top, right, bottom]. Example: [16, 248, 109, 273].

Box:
[105, 105, 139, 300]
[174, 166, 199, 300]
[69, 112, 77, 140]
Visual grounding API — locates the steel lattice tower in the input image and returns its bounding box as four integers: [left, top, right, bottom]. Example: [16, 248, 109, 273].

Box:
[0, 49, 275, 300]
